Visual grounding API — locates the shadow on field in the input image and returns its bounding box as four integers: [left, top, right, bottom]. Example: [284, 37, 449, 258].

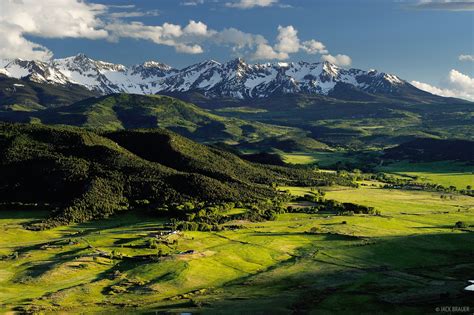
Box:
[14, 247, 85, 282]
[4, 210, 474, 314]
[415, 225, 458, 230]
[156, 232, 474, 314]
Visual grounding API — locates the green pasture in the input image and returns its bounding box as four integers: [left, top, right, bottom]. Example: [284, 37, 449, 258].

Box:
[0, 183, 473, 313]
[281, 151, 354, 166]
[378, 160, 474, 190]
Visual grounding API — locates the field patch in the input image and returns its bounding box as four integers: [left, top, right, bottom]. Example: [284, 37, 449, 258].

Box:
[378, 161, 474, 189]
[1, 183, 473, 313]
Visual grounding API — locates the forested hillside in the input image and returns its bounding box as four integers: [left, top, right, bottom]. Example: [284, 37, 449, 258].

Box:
[0, 123, 352, 228]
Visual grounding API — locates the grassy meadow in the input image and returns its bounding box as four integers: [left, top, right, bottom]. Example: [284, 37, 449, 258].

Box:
[1, 126, 472, 313]
[281, 151, 355, 166]
[378, 161, 474, 190]
[1, 179, 473, 313]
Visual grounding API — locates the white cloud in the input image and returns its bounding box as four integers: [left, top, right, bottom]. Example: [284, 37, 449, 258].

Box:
[250, 25, 349, 63]
[0, 22, 53, 60]
[0, 0, 107, 60]
[321, 54, 352, 66]
[447, 68, 474, 91]
[0, 1, 199, 59]
[411, 81, 451, 95]
[252, 43, 288, 60]
[412, 0, 474, 11]
[213, 28, 267, 53]
[108, 5, 136, 9]
[107, 20, 276, 56]
[175, 44, 204, 54]
[107, 20, 318, 60]
[109, 10, 160, 19]
[274, 25, 300, 54]
[105, 21, 207, 54]
[226, 0, 278, 9]
[0, 0, 108, 39]
[162, 23, 183, 37]
[301, 40, 328, 54]
[183, 20, 209, 36]
[0, 0, 271, 58]
[181, 0, 205, 6]
[411, 69, 474, 101]
[459, 54, 474, 62]
[0, 1, 351, 63]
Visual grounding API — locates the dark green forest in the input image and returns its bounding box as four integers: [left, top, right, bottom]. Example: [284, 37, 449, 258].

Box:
[0, 123, 355, 228]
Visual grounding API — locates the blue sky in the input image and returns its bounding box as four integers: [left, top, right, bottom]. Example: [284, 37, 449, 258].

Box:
[0, 0, 473, 98]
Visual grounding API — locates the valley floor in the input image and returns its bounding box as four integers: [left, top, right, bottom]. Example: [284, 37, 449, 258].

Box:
[0, 184, 473, 314]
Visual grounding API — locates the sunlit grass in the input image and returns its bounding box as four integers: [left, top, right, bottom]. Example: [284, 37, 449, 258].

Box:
[1, 183, 473, 313]
[378, 161, 474, 189]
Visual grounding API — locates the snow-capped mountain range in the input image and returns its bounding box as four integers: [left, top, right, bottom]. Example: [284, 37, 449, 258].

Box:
[0, 53, 409, 99]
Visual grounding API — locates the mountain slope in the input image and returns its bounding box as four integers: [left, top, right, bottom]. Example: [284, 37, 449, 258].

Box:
[0, 123, 348, 227]
[1, 55, 471, 150]
[0, 74, 98, 111]
[383, 138, 474, 162]
[1, 54, 461, 105]
[0, 93, 329, 150]
[210, 96, 474, 148]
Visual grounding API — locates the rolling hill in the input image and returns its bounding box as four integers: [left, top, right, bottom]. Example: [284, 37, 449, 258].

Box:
[383, 138, 474, 163]
[0, 93, 330, 151]
[0, 123, 348, 227]
[213, 98, 474, 149]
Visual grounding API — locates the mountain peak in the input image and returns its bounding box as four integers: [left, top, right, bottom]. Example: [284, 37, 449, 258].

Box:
[0, 55, 416, 99]
[141, 61, 172, 70]
[203, 59, 221, 66]
[276, 62, 291, 68]
[322, 61, 340, 75]
[73, 53, 90, 61]
[225, 58, 249, 72]
[228, 57, 246, 64]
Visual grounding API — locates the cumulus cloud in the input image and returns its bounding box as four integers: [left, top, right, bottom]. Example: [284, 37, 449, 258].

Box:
[0, 1, 350, 63]
[0, 0, 107, 60]
[106, 20, 268, 55]
[321, 54, 352, 66]
[104, 19, 347, 61]
[213, 28, 266, 50]
[106, 20, 208, 54]
[249, 25, 349, 63]
[183, 20, 210, 36]
[274, 25, 300, 54]
[0, 0, 207, 58]
[459, 54, 474, 62]
[301, 40, 328, 55]
[175, 44, 204, 54]
[226, 0, 278, 9]
[411, 0, 474, 11]
[0, 0, 107, 39]
[0, 22, 53, 60]
[253, 43, 288, 60]
[411, 69, 474, 101]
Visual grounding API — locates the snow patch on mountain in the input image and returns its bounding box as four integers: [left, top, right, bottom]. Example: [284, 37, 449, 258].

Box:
[0, 54, 407, 99]
[0, 68, 10, 76]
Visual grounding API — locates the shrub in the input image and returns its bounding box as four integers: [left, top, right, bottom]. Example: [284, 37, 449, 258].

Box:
[147, 238, 158, 249]
[454, 221, 468, 229]
[309, 227, 319, 234]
